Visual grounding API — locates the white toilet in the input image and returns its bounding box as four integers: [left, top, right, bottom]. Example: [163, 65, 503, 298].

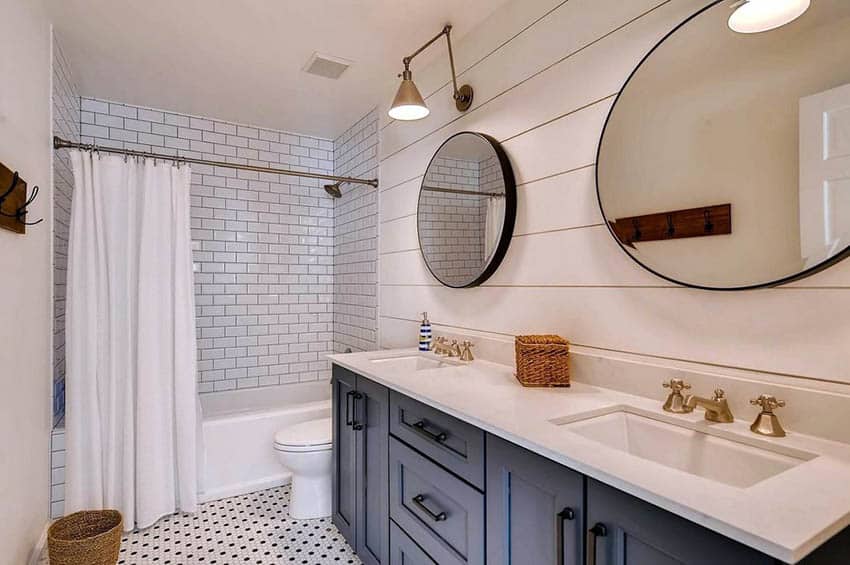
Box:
[274, 417, 333, 520]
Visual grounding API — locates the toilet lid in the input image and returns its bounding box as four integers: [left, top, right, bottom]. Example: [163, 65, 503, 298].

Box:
[274, 417, 332, 448]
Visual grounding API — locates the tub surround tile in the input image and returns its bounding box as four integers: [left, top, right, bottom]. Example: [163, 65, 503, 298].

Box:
[330, 349, 850, 564]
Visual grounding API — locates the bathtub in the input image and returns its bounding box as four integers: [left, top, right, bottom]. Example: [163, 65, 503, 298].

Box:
[200, 380, 331, 502]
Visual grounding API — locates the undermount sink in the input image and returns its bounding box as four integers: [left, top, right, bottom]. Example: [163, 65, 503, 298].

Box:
[553, 408, 815, 488]
[369, 354, 462, 372]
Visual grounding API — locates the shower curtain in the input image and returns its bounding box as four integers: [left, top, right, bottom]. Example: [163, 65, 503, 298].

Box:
[484, 195, 506, 260]
[65, 151, 198, 530]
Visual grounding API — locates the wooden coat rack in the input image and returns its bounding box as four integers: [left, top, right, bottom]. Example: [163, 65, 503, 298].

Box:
[610, 203, 731, 248]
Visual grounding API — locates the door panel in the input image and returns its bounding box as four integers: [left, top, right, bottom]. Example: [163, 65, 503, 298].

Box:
[486, 434, 584, 565]
[586, 479, 771, 565]
[390, 520, 438, 565]
[356, 376, 390, 565]
[332, 365, 357, 546]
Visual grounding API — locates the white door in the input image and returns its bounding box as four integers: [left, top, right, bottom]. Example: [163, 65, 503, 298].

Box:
[799, 82, 850, 266]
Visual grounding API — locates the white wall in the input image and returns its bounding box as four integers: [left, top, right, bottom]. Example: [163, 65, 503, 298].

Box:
[0, 0, 53, 562]
[377, 0, 850, 386]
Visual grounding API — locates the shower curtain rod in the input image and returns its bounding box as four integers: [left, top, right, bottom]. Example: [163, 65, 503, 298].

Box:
[422, 185, 504, 197]
[52, 136, 379, 188]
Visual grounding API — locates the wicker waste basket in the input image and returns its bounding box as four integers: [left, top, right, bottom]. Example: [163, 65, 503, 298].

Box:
[515, 334, 570, 387]
[48, 510, 123, 565]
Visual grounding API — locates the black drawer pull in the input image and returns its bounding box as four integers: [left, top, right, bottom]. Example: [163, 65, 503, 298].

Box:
[412, 494, 447, 522]
[586, 523, 607, 565]
[412, 420, 448, 443]
[557, 507, 575, 565]
[345, 390, 355, 427]
[352, 392, 364, 431]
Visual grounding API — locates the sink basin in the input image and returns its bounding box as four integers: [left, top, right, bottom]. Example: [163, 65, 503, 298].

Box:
[555, 408, 814, 488]
[369, 354, 462, 372]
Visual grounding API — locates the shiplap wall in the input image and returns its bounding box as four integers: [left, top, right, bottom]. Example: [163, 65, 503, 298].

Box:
[377, 0, 850, 385]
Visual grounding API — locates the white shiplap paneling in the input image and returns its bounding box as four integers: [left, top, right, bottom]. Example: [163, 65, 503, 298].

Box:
[378, 0, 850, 385]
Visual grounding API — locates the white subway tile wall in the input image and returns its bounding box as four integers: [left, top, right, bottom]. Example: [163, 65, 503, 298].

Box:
[333, 110, 379, 352]
[52, 33, 79, 426]
[50, 428, 66, 519]
[79, 97, 337, 392]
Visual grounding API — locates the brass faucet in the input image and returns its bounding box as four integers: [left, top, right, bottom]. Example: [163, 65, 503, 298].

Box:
[684, 388, 734, 423]
[749, 395, 787, 437]
[432, 336, 452, 356]
[662, 378, 692, 413]
[459, 340, 474, 362]
[447, 339, 462, 358]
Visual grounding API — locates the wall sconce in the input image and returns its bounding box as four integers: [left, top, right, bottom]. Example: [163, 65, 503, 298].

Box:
[388, 24, 473, 121]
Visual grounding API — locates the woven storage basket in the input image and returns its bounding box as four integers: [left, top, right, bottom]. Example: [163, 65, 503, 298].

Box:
[48, 510, 122, 565]
[515, 335, 570, 387]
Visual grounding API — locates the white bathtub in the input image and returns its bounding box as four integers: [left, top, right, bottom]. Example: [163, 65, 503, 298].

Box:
[200, 381, 331, 502]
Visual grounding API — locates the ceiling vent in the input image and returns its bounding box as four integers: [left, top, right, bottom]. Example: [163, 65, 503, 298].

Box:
[302, 52, 353, 80]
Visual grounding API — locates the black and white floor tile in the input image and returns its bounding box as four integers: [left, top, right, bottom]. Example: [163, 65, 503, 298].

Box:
[43, 486, 361, 565]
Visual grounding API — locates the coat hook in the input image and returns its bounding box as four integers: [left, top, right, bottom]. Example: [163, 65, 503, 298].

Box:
[666, 214, 675, 237]
[704, 209, 714, 233]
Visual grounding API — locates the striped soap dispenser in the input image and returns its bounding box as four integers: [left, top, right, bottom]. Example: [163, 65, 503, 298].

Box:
[419, 312, 432, 352]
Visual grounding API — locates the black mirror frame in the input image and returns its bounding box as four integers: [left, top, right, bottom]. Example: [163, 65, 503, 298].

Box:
[417, 131, 517, 288]
[595, 0, 850, 291]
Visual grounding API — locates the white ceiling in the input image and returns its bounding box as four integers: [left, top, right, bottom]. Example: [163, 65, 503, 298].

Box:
[48, 0, 510, 140]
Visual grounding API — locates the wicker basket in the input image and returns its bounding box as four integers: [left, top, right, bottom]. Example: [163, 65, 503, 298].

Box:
[48, 510, 122, 565]
[515, 335, 570, 387]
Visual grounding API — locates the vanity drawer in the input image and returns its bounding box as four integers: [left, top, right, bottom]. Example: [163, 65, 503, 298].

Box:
[390, 520, 437, 565]
[389, 391, 485, 489]
[389, 437, 485, 565]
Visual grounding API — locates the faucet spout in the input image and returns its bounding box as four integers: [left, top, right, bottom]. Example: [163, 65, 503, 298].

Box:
[684, 388, 734, 423]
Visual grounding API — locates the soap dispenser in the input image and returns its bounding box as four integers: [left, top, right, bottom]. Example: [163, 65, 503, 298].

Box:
[419, 312, 432, 352]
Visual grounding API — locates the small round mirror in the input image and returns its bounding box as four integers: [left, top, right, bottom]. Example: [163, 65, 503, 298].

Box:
[417, 132, 516, 287]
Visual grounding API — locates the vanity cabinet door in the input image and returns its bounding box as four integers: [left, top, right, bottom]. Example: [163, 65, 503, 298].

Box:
[486, 434, 584, 565]
[355, 376, 390, 565]
[332, 366, 358, 547]
[586, 479, 772, 565]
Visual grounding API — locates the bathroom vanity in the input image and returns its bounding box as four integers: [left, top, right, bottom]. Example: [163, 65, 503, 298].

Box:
[329, 351, 850, 565]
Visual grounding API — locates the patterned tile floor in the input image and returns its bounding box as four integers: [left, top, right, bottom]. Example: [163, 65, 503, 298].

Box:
[42, 485, 361, 565]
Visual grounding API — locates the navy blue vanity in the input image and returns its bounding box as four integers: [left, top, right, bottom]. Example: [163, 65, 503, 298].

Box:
[330, 365, 850, 565]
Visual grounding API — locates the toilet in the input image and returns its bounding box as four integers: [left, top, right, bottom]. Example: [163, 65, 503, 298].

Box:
[274, 417, 333, 520]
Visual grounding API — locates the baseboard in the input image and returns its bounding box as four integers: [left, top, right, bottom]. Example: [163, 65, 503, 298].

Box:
[28, 520, 50, 565]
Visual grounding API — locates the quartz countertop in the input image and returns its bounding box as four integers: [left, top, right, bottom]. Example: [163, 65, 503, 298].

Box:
[328, 349, 850, 563]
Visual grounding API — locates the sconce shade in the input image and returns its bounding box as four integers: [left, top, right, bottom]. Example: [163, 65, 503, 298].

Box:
[389, 71, 429, 121]
[728, 0, 810, 34]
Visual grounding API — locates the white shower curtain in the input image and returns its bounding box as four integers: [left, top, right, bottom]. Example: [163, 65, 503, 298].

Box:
[65, 151, 198, 530]
[484, 195, 506, 260]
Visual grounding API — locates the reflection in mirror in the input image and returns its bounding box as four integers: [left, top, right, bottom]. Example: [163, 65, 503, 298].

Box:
[597, 0, 850, 289]
[417, 132, 516, 287]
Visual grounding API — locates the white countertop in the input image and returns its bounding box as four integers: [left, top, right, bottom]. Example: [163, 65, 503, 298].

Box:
[328, 349, 850, 564]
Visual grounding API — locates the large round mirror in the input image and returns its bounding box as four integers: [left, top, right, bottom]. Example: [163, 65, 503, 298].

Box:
[417, 132, 516, 287]
[597, 0, 850, 290]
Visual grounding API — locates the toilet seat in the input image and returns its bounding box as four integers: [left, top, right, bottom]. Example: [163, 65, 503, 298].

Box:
[274, 417, 332, 453]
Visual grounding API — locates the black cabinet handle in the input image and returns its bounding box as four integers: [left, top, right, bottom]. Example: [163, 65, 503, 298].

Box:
[412, 419, 448, 443]
[411, 494, 447, 522]
[586, 523, 607, 565]
[351, 392, 364, 431]
[557, 507, 575, 565]
[345, 390, 355, 427]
